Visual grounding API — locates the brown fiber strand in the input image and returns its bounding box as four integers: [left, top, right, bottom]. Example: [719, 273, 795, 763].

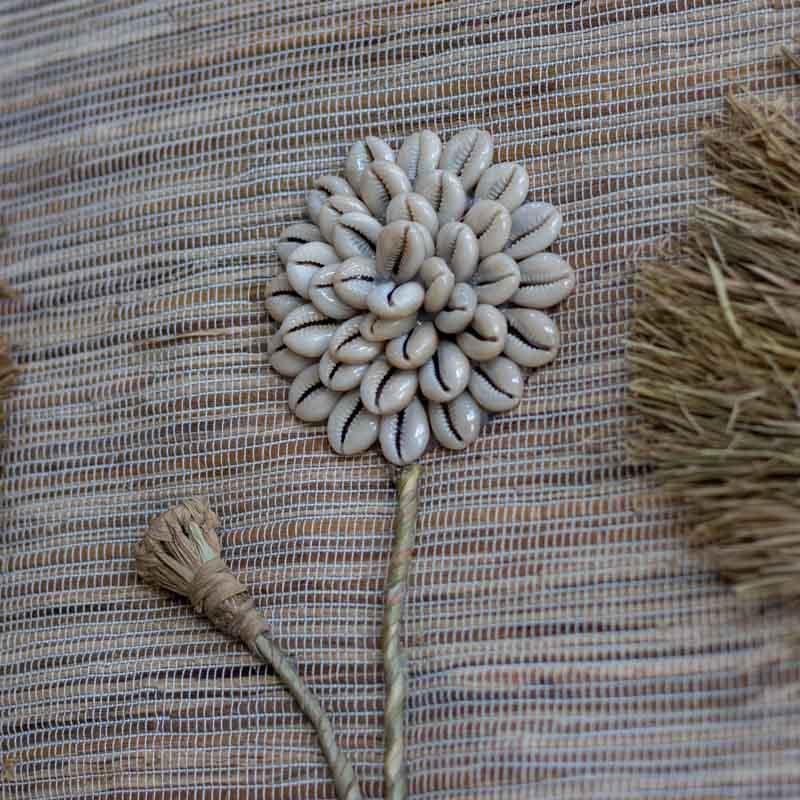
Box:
[628, 81, 800, 605]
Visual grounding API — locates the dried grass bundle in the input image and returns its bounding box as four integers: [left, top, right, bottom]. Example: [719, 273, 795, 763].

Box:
[628, 92, 800, 602]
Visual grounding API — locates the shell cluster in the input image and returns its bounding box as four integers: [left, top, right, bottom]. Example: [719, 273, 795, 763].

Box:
[267, 128, 576, 465]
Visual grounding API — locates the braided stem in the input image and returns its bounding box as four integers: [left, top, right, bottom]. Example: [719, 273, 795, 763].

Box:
[254, 634, 362, 800]
[382, 464, 420, 800]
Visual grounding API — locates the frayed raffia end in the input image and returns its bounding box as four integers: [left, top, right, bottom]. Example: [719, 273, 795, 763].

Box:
[135, 498, 363, 800]
[628, 88, 800, 607]
[135, 498, 266, 644]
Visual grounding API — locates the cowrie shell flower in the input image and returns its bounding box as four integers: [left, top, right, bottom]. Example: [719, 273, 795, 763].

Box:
[267, 128, 576, 465]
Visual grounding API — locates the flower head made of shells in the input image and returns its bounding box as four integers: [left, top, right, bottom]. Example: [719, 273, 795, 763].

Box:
[267, 129, 576, 466]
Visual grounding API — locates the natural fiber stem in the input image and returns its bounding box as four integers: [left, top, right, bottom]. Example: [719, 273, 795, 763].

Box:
[253, 634, 362, 800]
[382, 464, 420, 800]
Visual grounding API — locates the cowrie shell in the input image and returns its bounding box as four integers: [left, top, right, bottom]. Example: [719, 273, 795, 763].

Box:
[360, 312, 417, 343]
[277, 222, 322, 266]
[456, 304, 507, 362]
[286, 242, 339, 299]
[332, 212, 382, 260]
[345, 136, 394, 191]
[505, 202, 563, 260]
[385, 321, 438, 370]
[289, 364, 339, 422]
[367, 280, 424, 320]
[435, 222, 479, 282]
[397, 130, 442, 187]
[309, 264, 357, 321]
[475, 163, 530, 212]
[463, 199, 511, 258]
[386, 192, 439, 238]
[439, 128, 493, 191]
[418, 256, 455, 313]
[415, 169, 467, 226]
[379, 397, 430, 466]
[419, 341, 470, 403]
[328, 391, 380, 456]
[289, 364, 340, 423]
[359, 159, 412, 221]
[513, 252, 576, 309]
[360, 357, 418, 415]
[468, 355, 523, 412]
[328, 315, 383, 365]
[269, 332, 314, 378]
[474, 254, 520, 306]
[318, 194, 369, 243]
[376, 220, 432, 282]
[266, 273, 304, 323]
[503, 308, 560, 368]
[319, 350, 368, 392]
[280, 303, 340, 358]
[429, 391, 483, 451]
[332, 256, 376, 310]
[434, 282, 477, 335]
[307, 175, 355, 223]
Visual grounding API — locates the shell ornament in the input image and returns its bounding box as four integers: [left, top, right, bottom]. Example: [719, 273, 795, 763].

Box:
[267, 129, 576, 466]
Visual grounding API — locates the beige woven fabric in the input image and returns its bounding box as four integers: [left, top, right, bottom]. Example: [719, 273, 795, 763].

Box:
[2, 2, 800, 798]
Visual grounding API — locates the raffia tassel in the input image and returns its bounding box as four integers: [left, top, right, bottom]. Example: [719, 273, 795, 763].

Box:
[136, 499, 363, 800]
[628, 90, 800, 609]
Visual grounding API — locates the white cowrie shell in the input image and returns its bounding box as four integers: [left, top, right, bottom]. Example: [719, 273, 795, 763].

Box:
[367, 280, 425, 320]
[277, 222, 323, 266]
[436, 222, 479, 282]
[360, 358, 418, 415]
[286, 242, 339, 299]
[288, 364, 340, 423]
[419, 341, 470, 403]
[376, 220, 432, 282]
[505, 202, 563, 260]
[385, 192, 439, 238]
[360, 312, 417, 343]
[379, 397, 430, 466]
[474, 254, 520, 306]
[385, 321, 438, 370]
[309, 264, 357, 321]
[332, 211, 382, 260]
[475, 163, 530, 212]
[269, 332, 314, 378]
[397, 130, 442, 187]
[513, 252, 576, 309]
[318, 350, 369, 392]
[468, 355, 523, 412]
[415, 169, 467, 226]
[280, 303, 339, 358]
[456, 304, 508, 362]
[318, 194, 369, 243]
[328, 315, 383, 365]
[332, 256, 377, 310]
[434, 282, 477, 335]
[429, 391, 483, 451]
[503, 308, 560, 368]
[418, 257, 455, 313]
[266, 274, 304, 323]
[307, 175, 355, 223]
[439, 128, 493, 191]
[328, 391, 380, 456]
[345, 136, 394, 191]
[463, 199, 512, 258]
[359, 160, 412, 221]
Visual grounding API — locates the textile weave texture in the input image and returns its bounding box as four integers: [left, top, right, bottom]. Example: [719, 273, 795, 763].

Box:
[2, 1, 800, 798]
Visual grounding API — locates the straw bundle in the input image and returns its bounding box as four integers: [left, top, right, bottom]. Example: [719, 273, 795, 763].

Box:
[628, 91, 800, 602]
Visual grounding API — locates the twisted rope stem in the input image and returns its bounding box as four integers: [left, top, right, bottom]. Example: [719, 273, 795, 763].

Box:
[253, 634, 362, 800]
[382, 464, 420, 800]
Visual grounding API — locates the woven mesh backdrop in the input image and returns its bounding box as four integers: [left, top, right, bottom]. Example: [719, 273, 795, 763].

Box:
[2, 1, 800, 798]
